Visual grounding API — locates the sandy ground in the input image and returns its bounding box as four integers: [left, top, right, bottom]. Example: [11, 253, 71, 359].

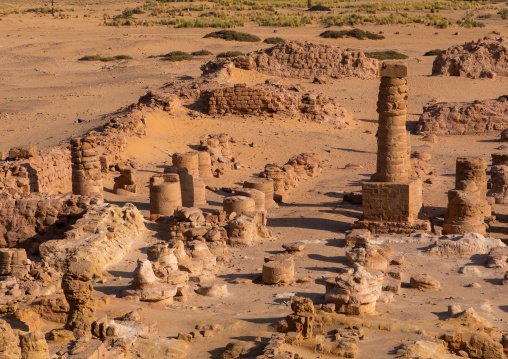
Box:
[2, 2, 508, 358]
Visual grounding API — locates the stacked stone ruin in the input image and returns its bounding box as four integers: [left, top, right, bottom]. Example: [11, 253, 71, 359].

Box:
[70, 137, 103, 197]
[149, 173, 182, 220]
[207, 83, 353, 128]
[259, 153, 323, 200]
[198, 133, 237, 174]
[113, 168, 137, 194]
[443, 157, 489, 234]
[234, 41, 380, 80]
[353, 62, 430, 234]
[416, 96, 508, 135]
[432, 36, 508, 78]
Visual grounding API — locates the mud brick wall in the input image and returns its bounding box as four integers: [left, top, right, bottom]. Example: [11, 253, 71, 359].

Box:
[0, 147, 72, 196]
[207, 83, 352, 128]
[0, 193, 101, 249]
[234, 41, 380, 80]
[362, 179, 422, 222]
[416, 96, 508, 135]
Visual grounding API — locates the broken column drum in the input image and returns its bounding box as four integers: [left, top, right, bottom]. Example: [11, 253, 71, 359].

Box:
[456, 157, 487, 199]
[198, 151, 213, 178]
[71, 137, 103, 196]
[165, 167, 206, 207]
[149, 174, 182, 217]
[172, 152, 200, 173]
[243, 178, 277, 208]
[223, 196, 256, 216]
[443, 184, 486, 234]
[233, 188, 266, 211]
[488, 165, 508, 204]
[262, 253, 294, 285]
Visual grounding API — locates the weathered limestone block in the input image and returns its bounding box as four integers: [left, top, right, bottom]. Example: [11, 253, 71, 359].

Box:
[346, 245, 391, 271]
[492, 153, 508, 166]
[325, 266, 382, 316]
[62, 260, 96, 337]
[440, 332, 506, 359]
[262, 253, 294, 285]
[0, 319, 21, 359]
[410, 273, 440, 291]
[228, 212, 271, 246]
[487, 247, 508, 268]
[433, 36, 508, 78]
[113, 168, 136, 194]
[71, 137, 103, 197]
[344, 229, 371, 247]
[0, 248, 28, 276]
[19, 331, 48, 359]
[149, 174, 182, 217]
[428, 232, 505, 258]
[39, 203, 145, 274]
[124, 260, 178, 302]
[199, 133, 236, 171]
[488, 165, 508, 204]
[9, 146, 37, 160]
[223, 196, 256, 216]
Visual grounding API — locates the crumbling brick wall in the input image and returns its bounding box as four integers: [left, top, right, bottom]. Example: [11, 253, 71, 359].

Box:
[207, 83, 353, 128]
[416, 96, 508, 135]
[234, 41, 380, 79]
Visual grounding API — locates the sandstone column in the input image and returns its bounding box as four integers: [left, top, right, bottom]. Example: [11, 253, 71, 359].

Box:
[62, 260, 96, 338]
[71, 137, 103, 197]
[149, 174, 182, 217]
[354, 62, 429, 234]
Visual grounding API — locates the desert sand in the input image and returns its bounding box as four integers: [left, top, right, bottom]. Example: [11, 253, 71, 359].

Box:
[1, 0, 508, 358]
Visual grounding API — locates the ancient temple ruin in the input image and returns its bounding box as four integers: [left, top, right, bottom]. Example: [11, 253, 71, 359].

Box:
[353, 62, 430, 234]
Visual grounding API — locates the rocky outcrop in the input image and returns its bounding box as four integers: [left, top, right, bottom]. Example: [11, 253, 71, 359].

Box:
[427, 232, 506, 258]
[39, 202, 144, 275]
[19, 331, 49, 359]
[416, 96, 508, 135]
[234, 41, 380, 80]
[432, 36, 508, 78]
[0, 319, 21, 358]
[62, 260, 96, 337]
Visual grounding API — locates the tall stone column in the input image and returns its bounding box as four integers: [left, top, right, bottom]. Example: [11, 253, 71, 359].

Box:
[71, 137, 103, 197]
[354, 62, 429, 234]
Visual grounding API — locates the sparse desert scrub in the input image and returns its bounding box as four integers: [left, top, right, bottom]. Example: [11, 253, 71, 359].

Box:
[191, 50, 213, 56]
[264, 37, 285, 44]
[177, 17, 245, 28]
[308, 5, 332, 11]
[248, 12, 313, 26]
[498, 8, 508, 19]
[424, 49, 442, 56]
[216, 51, 244, 58]
[150, 51, 194, 61]
[321, 13, 452, 28]
[457, 11, 485, 28]
[204, 30, 261, 42]
[78, 55, 133, 62]
[364, 50, 408, 60]
[320, 29, 384, 40]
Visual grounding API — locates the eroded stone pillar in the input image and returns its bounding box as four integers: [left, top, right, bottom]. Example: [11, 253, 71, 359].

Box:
[71, 137, 103, 196]
[149, 174, 182, 217]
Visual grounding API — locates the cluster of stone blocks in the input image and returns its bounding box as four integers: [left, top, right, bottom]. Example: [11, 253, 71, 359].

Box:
[260, 153, 323, 200]
[416, 95, 508, 135]
[207, 83, 353, 128]
[198, 133, 237, 173]
[234, 40, 380, 80]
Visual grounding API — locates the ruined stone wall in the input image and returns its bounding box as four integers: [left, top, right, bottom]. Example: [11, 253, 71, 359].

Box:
[416, 96, 508, 135]
[0, 193, 100, 249]
[234, 41, 380, 80]
[39, 203, 145, 275]
[0, 147, 72, 196]
[208, 83, 353, 128]
[432, 36, 508, 78]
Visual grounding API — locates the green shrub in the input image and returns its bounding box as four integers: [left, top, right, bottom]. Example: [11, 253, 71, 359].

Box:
[264, 37, 285, 44]
[320, 29, 384, 40]
[498, 8, 508, 19]
[191, 50, 213, 56]
[204, 30, 261, 42]
[78, 55, 132, 62]
[364, 51, 408, 60]
[216, 51, 244, 58]
[308, 5, 331, 11]
[457, 11, 485, 28]
[151, 51, 194, 61]
[423, 49, 442, 56]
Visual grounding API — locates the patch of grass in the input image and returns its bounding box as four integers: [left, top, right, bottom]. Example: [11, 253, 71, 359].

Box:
[264, 37, 285, 44]
[477, 13, 491, 19]
[78, 55, 132, 62]
[364, 50, 408, 60]
[177, 17, 244, 28]
[457, 11, 485, 28]
[150, 51, 194, 61]
[191, 50, 213, 56]
[498, 8, 508, 19]
[216, 51, 244, 58]
[322, 13, 452, 28]
[204, 30, 260, 42]
[320, 29, 384, 40]
[423, 49, 442, 56]
[308, 5, 331, 11]
[119, 7, 145, 18]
